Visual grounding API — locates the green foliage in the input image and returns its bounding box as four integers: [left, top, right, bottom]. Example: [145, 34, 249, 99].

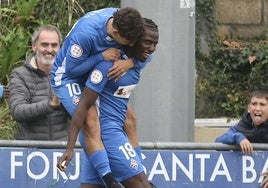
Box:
[0, 0, 42, 84]
[195, 0, 217, 60]
[196, 41, 268, 118]
[195, 0, 267, 118]
[34, 0, 120, 36]
[0, 0, 42, 139]
[0, 101, 16, 139]
[0, 27, 30, 81]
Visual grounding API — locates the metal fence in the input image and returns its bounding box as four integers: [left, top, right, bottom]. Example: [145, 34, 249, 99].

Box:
[1, 140, 268, 150]
[1, 140, 268, 187]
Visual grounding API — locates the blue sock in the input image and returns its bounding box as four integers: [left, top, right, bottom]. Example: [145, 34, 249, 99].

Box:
[89, 150, 111, 177]
[135, 146, 142, 161]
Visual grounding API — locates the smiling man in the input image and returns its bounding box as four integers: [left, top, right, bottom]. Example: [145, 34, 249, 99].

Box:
[8, 25, 70, 141]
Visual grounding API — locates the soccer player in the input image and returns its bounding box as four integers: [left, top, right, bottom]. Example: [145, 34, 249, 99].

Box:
[57, 18, 159, 188]
[51, 7, 145, 188]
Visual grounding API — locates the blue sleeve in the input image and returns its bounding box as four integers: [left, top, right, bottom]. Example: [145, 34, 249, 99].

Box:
[215, 124, 246, 144]
[133, 55, 152, 69]
[85, 61, 113, 94]
[65, 33, 105, 78]
[0, 85, 3, 99]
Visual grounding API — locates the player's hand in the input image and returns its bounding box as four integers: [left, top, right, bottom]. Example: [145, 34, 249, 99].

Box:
[239, 139, 253, 154]
[102, 48, 120, 61]
[56, 150, 74, 172]
[261, 170, 268, 188]
[3, 85, 10, 99]
[108, 59, 134, 81]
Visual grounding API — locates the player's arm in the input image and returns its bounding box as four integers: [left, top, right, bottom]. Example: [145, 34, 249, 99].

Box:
[65, 34, 102, 77]
[57, 87, 99, 171]
[65, 34, 120, 78]
[64, 33, 103, 77]
[107, 55, 153, 81]
[66, 87, 98, 152]
[57, 61, 111, 171]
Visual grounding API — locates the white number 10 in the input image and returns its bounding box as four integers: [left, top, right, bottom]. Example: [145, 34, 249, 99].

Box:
[66, 83, 81, 97]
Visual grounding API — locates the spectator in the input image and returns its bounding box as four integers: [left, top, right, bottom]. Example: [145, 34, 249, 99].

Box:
[215, 89, 268, 154]
[9, 25, 70, 140]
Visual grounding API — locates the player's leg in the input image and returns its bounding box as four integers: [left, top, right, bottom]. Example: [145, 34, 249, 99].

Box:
[81, 107, 123, 188]
[124, 104, 138, 147]
[102, 124, 151, 188]
[82, 106, 104, 154]
[52, 82, 80, 116]
[124, 105, 157, 187]
[79, 135, 106, 188]
[124, 104, 142, 161]
[54, 82, 120, 187]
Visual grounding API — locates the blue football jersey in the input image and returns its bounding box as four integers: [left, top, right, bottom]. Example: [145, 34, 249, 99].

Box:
[81, 53, 148, 184]
[50, 7, 152, 117]
[86, 56, 144, 129]
[51, 8, 121, 87]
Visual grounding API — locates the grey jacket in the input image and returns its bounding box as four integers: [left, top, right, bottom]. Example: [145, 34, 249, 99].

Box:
[9, 54, 70, 140]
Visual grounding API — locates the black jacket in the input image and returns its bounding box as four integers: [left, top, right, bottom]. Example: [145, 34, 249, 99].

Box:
[236, 112, 268, 143]
[9, 54, 70, 140]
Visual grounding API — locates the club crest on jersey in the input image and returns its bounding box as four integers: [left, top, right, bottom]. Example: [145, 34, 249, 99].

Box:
[130, 158, 139, 170]
[91, 69, 103, 84]
[70, 44, 83, 58]
[72, 95, 80, 105]
[113, 84, 136, 98]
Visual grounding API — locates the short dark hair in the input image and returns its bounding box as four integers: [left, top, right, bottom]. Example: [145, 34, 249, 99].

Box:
[248, 89, 268, 104]
[143, 18, 158, 31]
[113, 7, 145, 43]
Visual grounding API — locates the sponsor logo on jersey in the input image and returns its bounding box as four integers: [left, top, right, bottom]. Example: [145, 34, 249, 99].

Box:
[90, 69, 103, 84]
[70, 44, 83, 58]
[113, 84, 136, 99]
[130, 158, 139, 170]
